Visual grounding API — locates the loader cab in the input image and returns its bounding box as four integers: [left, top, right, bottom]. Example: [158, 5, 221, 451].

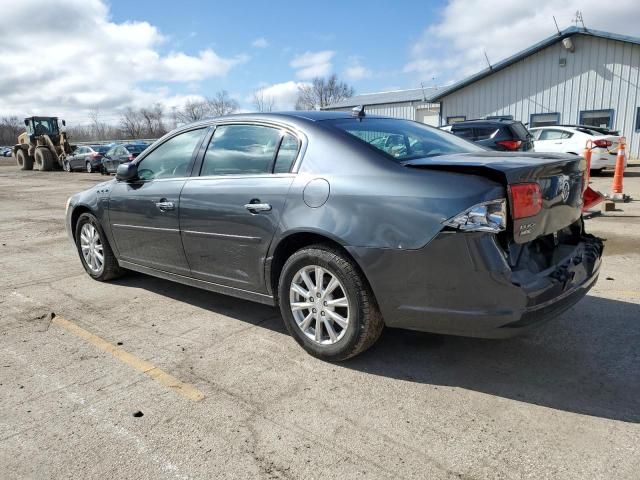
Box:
[24, 117, 60, 138]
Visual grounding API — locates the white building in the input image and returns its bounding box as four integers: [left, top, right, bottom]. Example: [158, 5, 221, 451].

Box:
[324, 88, 440, 126]
[433, 27, 640, 159]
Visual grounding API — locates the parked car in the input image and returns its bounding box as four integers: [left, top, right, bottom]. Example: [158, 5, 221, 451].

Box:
[1, 146, 12, 157]
[66, 112, 602, 361]
[529, 125, 626, 173]
[449, 119, 534, 152]
[64, 145, 112, 172]
[101, 143, 148, 174]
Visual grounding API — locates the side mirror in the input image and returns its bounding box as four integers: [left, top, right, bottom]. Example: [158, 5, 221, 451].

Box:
[24, 119, 29, 126]
[116, 162, 138, 181]
[62, 119, 66, 127]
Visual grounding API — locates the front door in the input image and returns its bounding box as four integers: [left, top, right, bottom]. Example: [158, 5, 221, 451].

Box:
[180, 124, 300, 293]
[108, 127, 207, 275]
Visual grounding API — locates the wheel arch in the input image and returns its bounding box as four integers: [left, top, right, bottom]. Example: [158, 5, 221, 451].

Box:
[70, 205, 94, 242]
[267, 230, 368, 299]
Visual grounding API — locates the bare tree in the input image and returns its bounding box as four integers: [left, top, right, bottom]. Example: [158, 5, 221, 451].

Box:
[140, 103, 167, 138]
[295, 74, 355, 110]
[119, 107, 145, 139]
[0, 116, 24, 145]
[207, 90, 239, 117]
[252, 87, 275, 112]
[176, 99, 210, 124]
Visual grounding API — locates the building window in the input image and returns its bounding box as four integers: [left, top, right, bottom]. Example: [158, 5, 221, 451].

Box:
[486, 115, 513, 120]
[530, 113, 560, 128]
[579, 109, 614, 129]
[446, 116, 466, 124]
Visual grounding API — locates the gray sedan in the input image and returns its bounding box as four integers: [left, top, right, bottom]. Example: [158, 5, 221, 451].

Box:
[65, 112, 602, 360]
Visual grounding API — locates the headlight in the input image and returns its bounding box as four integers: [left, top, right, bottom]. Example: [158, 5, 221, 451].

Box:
[443, 199, 506, 233]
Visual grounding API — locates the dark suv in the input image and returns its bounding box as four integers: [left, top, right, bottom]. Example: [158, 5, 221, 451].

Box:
[449, 119, 534, 152]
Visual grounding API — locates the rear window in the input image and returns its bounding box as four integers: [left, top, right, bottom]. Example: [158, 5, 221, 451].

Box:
[91, 145, 110, 153]
[324, 118, 483, 161]
[125, 144, 146, 153]
[509, 122, 530, 140]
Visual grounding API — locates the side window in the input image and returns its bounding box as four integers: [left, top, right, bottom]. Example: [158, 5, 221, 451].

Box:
[136, 128, 205, 181]
[452, 127, 474, 140]
[538, 129, 564, 141]
[561, 131, 573, 139]
[474, 127, 498, 140]
[273, 133, 299, 173]
[201, 124, 281, 176]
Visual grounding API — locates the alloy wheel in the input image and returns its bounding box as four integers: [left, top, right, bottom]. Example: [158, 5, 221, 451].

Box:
[80, 223, 104, 274]
[289, 265, 350, 345]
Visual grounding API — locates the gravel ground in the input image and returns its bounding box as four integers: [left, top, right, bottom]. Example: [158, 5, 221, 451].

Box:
[1, 164, 638, 479]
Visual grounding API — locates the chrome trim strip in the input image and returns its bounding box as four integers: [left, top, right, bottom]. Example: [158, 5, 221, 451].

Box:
[181, 230, 261, 242]
[112, 224, 179, 233]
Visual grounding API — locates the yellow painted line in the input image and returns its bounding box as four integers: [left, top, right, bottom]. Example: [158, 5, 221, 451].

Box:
[52, 316, 204, 402]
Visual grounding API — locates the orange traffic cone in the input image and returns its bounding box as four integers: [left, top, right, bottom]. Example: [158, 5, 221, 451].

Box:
[611, 138, 626, 200]
[583, 140, 593, 189]
[581, 139, 604, 212]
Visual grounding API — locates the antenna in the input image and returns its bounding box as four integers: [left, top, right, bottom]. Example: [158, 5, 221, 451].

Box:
[573, 10, 586, 29]
[553, 16, 561, 35]
[420, 82, 428, 101]
[483, 50, 492, 70]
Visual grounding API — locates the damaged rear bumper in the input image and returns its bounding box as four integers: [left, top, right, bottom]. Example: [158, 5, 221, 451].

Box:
[347, 225, 603, 338]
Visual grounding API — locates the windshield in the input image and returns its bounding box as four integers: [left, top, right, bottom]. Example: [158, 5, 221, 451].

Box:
[324, 118, 483, 161]
[31, 118, 58, 136]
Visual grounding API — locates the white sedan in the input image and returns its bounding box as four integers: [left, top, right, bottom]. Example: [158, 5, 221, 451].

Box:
[529, 125, 626, 172]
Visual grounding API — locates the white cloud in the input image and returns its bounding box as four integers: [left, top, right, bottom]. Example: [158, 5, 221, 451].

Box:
[0, 0, 247, 123]
[252, 37, 269, 48]
[290, 50, 334, 79]
[344, 58, 371, 80]
[405, 0, 640, 82]
[248, 81, 310, 110]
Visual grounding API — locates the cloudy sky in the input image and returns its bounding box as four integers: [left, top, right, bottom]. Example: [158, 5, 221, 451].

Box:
[1, 0, 639, 124]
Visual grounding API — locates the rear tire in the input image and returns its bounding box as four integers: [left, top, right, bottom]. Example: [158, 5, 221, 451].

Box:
[86, 161, 93, 173]
[16, 149, 33, 170]
[278, 244, 384, 361]
[75, 213, 124, 281]
[34, 148, 54, 171]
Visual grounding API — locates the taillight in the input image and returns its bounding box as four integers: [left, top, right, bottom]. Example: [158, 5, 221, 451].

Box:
[128, 154, 134, 161]
[90, 152, 102, 158]
[496, 140, 522, 151]
[509, 183, 542, 219]
[593, 139, 613, 148]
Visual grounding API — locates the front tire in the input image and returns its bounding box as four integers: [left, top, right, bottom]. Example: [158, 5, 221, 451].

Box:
[75, 213, 124, 281]
[34, 148, 54, 171]
[278, 245, 384, 361]
[63, 160, 71, 172]
[86, 161, 93, 173]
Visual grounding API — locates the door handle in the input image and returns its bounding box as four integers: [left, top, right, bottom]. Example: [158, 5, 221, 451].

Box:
[244, 201, 272, 213]
[155, 200, 175, 211]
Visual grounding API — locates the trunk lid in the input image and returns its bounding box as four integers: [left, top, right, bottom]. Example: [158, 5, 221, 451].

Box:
[403, 151, 586, 244]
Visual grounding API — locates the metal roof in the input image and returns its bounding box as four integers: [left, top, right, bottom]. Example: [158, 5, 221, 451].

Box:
[323, 87, 438, 109]
[431, 26, 640, 101]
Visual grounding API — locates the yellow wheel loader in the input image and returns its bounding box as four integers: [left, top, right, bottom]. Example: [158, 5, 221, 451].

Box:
[12, 117, 73, 171]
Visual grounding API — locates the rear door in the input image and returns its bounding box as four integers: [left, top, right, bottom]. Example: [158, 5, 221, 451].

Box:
[70, 146, 86, 169]
[179, 123, 299, 293]
[108, 127, 207, 274]
[533, 128, 567, 153]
